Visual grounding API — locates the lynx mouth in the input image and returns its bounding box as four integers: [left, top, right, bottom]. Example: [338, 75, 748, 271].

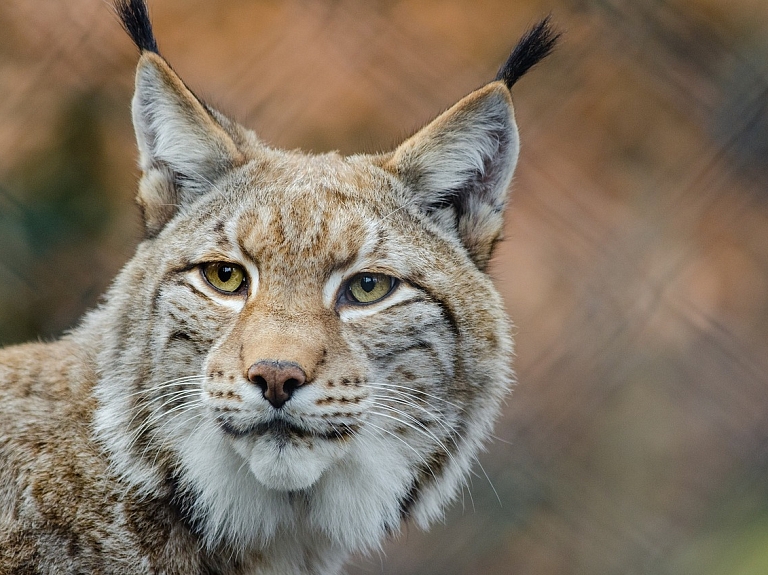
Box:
[219, 417, 358, 442]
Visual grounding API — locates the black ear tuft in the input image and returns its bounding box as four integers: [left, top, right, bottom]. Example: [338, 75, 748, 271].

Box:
[114, 0, 159, 55]
[495, 16, 560, 89]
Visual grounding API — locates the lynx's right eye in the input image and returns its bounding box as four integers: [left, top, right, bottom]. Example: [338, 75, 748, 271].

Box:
[202, 262, 246, 294]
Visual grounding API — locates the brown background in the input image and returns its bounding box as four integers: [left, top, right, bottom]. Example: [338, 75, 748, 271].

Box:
[1, 1, 768, 573]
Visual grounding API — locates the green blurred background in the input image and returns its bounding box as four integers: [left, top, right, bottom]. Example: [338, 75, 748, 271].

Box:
[2, 0, 768, 573]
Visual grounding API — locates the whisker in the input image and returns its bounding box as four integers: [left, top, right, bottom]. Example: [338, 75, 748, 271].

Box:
[124, 389, 203, 452]
[369, 390, 501, 508]
[370, 393, 463, 453]
[366, 381, 465, 412]
[150, 404, 213, 469]
[489, 433, 514, 446]
[138, 401, 205, 463]
[476, 459, 502, 507]
[122, 375, 205, 400]
[361, 420, 440, 487]
[367, 407, 457, 469]
[368, 404, 477, 511]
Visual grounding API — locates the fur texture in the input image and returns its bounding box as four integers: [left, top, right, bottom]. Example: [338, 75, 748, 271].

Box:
[0, 2, 557, 573]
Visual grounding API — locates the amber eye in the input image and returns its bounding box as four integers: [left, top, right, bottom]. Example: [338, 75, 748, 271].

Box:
[346, 273, 395, 304]
[202, 262, 246, 294]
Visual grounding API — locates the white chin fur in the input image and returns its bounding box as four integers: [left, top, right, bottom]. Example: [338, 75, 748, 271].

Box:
[232, 436, 339, 491]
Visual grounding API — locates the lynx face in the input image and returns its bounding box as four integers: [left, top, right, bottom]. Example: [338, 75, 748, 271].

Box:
[86, 0, 557, 566]
[95, 99, 514, 549]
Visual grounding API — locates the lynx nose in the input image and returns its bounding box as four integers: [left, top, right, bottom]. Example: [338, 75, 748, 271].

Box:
[247, 360, 307, 409]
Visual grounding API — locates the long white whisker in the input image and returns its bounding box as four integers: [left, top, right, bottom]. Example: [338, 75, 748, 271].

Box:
[122, 376, 205, 400]
[124, 389, 203, 452]
[368, 405, 477, 511]
[124, 387, 202, 431]
[369, 388, 499, 508]
[138, 401, 205, 463]
[367, 407, 457, 468]
[366, 381, 465, 412]
[148, 410, 204, 470]
[476, 459, 502, 507]
[361, 420, 440, 487]
[370, 393, 461, 451]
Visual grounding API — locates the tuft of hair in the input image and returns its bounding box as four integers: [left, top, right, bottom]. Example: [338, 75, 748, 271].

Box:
[495, 16, 560, 89]
[114, 0, 159, 55]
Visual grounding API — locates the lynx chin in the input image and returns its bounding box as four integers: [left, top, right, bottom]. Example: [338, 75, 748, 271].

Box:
[0, 1, 558, 573]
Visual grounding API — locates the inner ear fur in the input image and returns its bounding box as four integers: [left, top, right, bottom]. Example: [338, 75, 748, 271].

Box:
[384, 82, 520, 270]
[132, 52, 246, 236]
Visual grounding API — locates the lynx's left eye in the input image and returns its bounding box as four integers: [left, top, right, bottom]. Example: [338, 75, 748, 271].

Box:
[202, 262, 246, 294]
[345, 273, 395, 304]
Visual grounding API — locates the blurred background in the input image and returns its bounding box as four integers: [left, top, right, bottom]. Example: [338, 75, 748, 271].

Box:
[1, 0, 768, 573]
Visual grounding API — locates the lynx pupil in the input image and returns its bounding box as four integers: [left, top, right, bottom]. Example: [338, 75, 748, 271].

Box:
[360, 274, 376, 292]
[218, 266, 233, 283]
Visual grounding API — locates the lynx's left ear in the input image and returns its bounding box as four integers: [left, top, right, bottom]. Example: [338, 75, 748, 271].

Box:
[386, 18, 558, 270]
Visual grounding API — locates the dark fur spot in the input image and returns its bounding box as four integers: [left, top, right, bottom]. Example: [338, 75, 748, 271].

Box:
[319, 424, 359, 441]
[317, 348, 328, 368]
[383, 297, 427, 315]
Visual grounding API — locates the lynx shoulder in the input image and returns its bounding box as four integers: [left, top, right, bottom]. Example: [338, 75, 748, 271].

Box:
[0, 2, 557, 573]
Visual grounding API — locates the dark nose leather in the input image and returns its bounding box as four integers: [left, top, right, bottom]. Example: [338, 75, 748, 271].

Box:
[247, 360, 307, 409]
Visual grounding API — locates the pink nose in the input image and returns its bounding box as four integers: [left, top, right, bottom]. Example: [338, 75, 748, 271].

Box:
[247, 360, 307, 409]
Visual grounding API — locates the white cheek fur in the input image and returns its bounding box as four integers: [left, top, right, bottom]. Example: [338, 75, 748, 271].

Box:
[338, 283, 420, 322]
[186, 268, 249, 313]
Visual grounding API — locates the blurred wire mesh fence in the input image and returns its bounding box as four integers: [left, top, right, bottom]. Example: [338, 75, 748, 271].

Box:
[1, 0, 767, 573]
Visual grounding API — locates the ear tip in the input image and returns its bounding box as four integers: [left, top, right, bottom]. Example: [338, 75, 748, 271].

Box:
[495, 16, 561, 89]
[115, 0, 160, 55]
[467, 83, 517, 122]
[135, 52, 174, 85]
[137, 50, 167, 68]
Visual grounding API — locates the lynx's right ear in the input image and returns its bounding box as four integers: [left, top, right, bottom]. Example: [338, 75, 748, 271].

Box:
[116, 0, 245, 236]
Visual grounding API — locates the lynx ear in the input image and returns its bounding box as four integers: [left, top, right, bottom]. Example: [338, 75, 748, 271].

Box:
[387, 83, 519, 270]
[131, 53, 245, 236]
[386, 17, 558, 269]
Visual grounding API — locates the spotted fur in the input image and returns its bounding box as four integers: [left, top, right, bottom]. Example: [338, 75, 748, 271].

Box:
[0, 2, 557, 573]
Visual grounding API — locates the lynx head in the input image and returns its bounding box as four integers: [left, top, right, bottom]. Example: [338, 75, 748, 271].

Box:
[94, 0, 557, 558]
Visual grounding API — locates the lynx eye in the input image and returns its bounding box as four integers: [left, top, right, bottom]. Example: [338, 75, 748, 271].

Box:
[202, 262, 246, 294]
[346, 273, 395, 304]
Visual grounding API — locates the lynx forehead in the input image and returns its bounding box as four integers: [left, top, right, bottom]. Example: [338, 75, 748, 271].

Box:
[0, 1, 557, 573]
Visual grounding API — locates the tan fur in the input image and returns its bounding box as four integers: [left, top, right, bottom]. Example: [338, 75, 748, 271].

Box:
[0, 14, 532, 575]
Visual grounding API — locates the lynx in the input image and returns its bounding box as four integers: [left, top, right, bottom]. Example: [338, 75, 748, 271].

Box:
[0, 1, 557, 573]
